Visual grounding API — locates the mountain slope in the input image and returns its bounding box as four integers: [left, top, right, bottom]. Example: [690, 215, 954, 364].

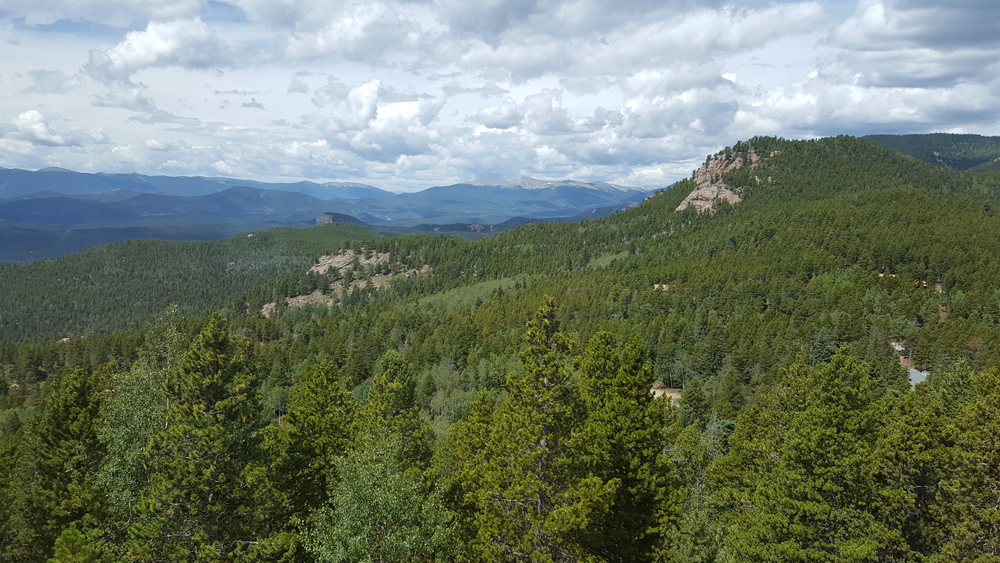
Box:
[864, 133, 1000, 170]
[0, 222, 381, 341]
[0, 166, 391, 199]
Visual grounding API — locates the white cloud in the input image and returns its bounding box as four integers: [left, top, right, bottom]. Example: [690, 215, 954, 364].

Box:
[1, 1, 1000, 190]
[8, 110, 109, 147]
[84, 17, 232, 84]
[24, 69, 83, 94]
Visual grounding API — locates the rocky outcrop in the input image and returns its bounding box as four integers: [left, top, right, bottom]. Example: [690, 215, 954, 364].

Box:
[676, 144, 760, 213]
[316, 212, 364, 226]
[675, 184, 742, 213]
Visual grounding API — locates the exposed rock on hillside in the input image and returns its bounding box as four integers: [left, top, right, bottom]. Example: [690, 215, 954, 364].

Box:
[310, 249, 389, 275]
[261, 249, 432, 318]
[676, 143, 760, 213]
[316, 212, 365, 226]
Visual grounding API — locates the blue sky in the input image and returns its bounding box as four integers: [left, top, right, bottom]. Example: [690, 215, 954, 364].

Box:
[1, 0, 998, 191]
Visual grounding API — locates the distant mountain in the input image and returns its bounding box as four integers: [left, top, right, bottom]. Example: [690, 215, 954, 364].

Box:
[334, 181, 654, 224]
[0, 166, 392, 199]
[864, 133, 1000, 171]
[0, 186, 328, 227]
[466, 177, 642, 192]
[0, 168, 659, 261]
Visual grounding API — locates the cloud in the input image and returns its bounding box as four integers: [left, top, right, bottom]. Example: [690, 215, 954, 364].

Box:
[830, 0, 1000, 88]
[287, 77, 309, 93]
[83, 17, 233, 84]
[91, 88, 201, 125]
[2, 1, 1000, 191]
[91, 88, 159, 112]
[476, 99, 523, 129]
[0, 0, 203, 27]
[7, 110, 109, 147]
[23, 69, 83, 94]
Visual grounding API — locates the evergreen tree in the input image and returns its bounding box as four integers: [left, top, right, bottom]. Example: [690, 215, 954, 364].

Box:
[3, 364, 113, 561]
[680, 378, 709, 430]
[933, 368, 1000, 562]
[127, 318, 263, 562]
[464, 299, 618, 562]
[573, 332, 681, 562]
[47, 524, 111, 563]
[726, 349, 903, 562]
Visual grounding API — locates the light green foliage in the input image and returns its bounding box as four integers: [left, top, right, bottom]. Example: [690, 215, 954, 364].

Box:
[306, 437, 456, 563]
[96, 311, 182, 545]
[47, 524, 111, 563]
[417, 276, 529, 312]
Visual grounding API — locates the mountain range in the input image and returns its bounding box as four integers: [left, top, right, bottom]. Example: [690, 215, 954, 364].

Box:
[0, 167, 656, 261]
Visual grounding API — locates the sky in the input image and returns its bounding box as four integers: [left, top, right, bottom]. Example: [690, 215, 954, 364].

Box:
[0, 0, 998, 192]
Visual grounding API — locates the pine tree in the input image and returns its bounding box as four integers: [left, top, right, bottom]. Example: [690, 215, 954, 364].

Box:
[356, 349, 433, 467]
[127, 318, 263, 562]
[3, 364, 113, 561]
[464, 299, 618, 562]
[47, 524, 111, 563]
[573, 332, 681, 562]
[726, 349, 903, 562]
[933, 368, 1000, 561]
[266, 361, 356, 516]
[680, 378, 709, 430]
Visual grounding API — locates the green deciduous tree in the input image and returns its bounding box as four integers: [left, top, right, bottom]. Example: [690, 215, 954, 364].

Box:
[306, 436, 456, 563]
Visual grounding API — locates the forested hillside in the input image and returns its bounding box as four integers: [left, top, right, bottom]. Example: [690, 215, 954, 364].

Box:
[865, 132, 1000, 171]
[0, 222, 380, 341]
[2, 135, 1000, 562]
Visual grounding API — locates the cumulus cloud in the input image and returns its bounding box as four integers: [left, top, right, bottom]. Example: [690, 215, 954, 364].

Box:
[83, 17, 233, 84]
[477, 99, 523, 129]
[831, 0, 1000, 88]
[1, 0, 999, 189]
[7, 110, 109, 147]
[287, 77, 309, 93]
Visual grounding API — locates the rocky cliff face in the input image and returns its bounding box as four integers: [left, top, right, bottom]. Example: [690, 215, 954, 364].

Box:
[676, 143, 761, 213]
[316, 212, 364, 226]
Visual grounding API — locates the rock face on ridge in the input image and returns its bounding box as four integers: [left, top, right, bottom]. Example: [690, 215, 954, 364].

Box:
[676, 144, 760, 213]
[316, 212, 365, 226]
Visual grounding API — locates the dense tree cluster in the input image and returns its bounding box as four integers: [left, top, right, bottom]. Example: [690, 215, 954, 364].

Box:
[2, 135, 1000, 561]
